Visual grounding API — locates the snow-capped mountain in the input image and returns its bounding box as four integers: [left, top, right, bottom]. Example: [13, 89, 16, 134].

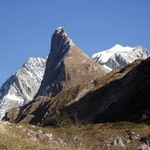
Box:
[92, 44, 150, 71]
[0, 57, 46, 118]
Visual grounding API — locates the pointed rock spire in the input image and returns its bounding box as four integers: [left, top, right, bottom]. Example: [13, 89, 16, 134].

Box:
[51, 27, 75, 54]
[36, 27, 106, 97]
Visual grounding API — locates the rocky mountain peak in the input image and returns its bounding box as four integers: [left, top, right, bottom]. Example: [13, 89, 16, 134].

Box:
[51, 27, 75, 54]
[35, 27, 107, 97]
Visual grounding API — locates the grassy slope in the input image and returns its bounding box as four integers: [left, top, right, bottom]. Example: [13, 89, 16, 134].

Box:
[0, 121, 150, 150]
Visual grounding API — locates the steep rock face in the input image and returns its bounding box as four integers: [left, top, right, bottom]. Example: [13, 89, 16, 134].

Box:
[3, 27, 107, 125]
[0, 57, 46, 118]
[92, 44, 150, 71]
[37, 27, 106, 97]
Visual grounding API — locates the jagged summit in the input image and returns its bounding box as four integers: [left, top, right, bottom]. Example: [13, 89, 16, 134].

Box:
[51, 26, 75, 51]
[37, 27, 106, 97]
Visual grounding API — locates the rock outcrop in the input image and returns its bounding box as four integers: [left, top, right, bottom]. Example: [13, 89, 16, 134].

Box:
[36, 27, 106, 97]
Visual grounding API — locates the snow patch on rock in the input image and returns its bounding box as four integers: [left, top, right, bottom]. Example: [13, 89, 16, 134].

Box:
[0, 57, 47, 119]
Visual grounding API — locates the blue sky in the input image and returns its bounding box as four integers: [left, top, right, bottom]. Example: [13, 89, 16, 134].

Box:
[0, 0, 150, 84]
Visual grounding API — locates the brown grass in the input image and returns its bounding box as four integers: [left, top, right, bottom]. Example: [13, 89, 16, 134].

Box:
[0, 121, 150, 150]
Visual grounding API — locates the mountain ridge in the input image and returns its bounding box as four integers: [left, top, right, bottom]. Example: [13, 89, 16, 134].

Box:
[3, 58, 146, 126]
[0, 57, 46, 118]
[1, 27, 150, 127]
[92, 44, 150, 71]
[2, 27, 107, 125]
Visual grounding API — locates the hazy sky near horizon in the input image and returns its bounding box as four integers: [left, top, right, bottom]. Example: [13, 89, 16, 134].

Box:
[0, 0, 150, 84]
